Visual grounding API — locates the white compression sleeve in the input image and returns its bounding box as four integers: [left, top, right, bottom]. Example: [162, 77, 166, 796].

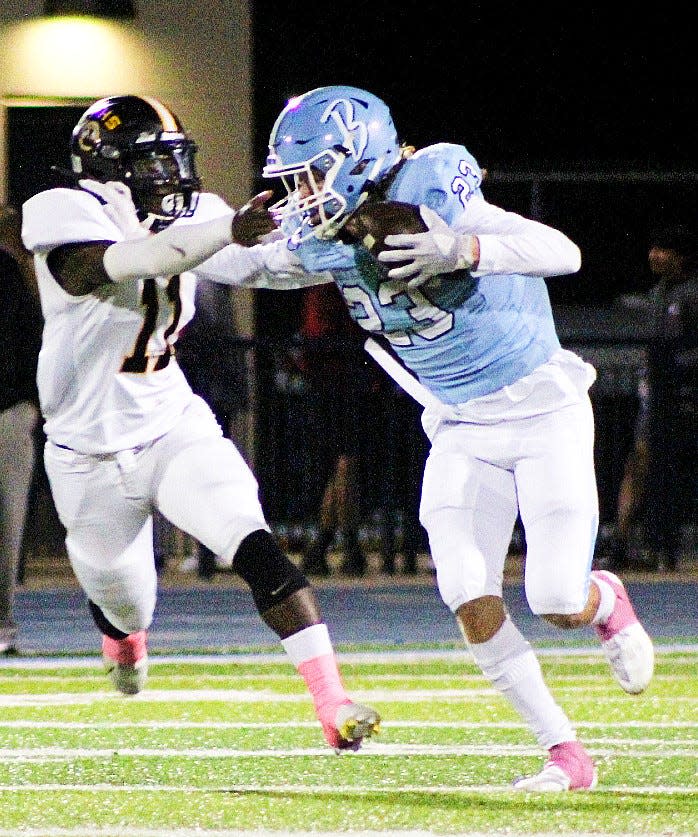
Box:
[103, 213, 235, 282]
[456, 200, 582, 278]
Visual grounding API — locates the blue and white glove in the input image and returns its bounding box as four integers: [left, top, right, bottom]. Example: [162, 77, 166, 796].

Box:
[377, 205, 478, 285]
[79, 180, 149, 240]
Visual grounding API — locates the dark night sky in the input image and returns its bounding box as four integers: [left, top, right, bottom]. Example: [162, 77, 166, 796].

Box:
[251, 3, 696, 311]
[252, 3, 695, 171]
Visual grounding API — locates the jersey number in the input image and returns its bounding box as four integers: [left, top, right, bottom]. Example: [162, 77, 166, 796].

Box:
[120, 277, 183, 373]
[341, 282, 453, 346]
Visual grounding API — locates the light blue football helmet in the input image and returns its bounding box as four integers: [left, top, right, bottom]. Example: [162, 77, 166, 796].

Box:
[263, 86, 400, 243]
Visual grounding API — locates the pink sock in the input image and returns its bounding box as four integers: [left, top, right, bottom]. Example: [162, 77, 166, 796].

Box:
[297, 653, 350, 721]
[102, 630, 147, 665]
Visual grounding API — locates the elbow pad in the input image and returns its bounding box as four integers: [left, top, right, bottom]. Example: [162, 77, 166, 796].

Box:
[103, 213, 235, 282]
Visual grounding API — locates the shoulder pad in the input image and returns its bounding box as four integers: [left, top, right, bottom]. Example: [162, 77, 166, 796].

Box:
[22, 188, 120, 252]
[389, 143, 483, 225]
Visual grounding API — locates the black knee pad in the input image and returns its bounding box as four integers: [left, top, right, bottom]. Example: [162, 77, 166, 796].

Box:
[233, 529, 309, 612]
[88, 599, 128, 640]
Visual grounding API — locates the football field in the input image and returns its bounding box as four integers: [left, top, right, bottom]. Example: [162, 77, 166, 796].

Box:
[0, 646, 696, 836]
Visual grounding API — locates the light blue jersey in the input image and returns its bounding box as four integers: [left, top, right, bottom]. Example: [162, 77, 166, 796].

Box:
[293, 143, 561, 404]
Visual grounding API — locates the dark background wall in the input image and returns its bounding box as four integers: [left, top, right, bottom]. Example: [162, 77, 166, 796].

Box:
[251, 2, 696, 322]
[253, 3, 694, 169]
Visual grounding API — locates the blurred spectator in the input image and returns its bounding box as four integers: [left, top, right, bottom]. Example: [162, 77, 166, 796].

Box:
[163, 278, 251, 579]
[177, 279, 251, 443]
[601, 224, 698, 572]
[0, 207, 42, 654]
[294, 284, 373, 577]
[369, 372, 429, 574]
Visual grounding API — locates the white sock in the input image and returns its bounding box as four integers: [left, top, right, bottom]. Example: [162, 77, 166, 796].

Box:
[591, 577, 616, 626]
[281, 623, 333, 666]
[468, 617, 575, 751]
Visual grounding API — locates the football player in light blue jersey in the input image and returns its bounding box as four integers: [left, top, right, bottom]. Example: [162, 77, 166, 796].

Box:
[103, 86, 655, 790]
[253, 85, 655, 791]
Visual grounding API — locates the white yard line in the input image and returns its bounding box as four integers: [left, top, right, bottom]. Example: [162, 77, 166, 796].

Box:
[0, 830, 577, 837]
[0, 830, 692, 837]
[0, 782, 695, 796]
[1, 687, 697, 707]
[2, 742, 696, 758]
[0, 688, 501, 706]
[1, 645, 696, 668]
[0, 671, 694, 686]
[1, 718, 696, 729]
[0, 830, 464, 837]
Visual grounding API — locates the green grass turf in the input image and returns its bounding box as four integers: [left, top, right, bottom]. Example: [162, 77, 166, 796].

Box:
[0, 649, 695, 835]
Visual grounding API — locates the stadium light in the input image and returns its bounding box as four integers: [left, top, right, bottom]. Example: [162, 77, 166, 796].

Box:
[44, 0, 136, 17]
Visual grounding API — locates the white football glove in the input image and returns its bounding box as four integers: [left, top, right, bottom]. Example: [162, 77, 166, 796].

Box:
[377, 205, 478, 285]
[79, 180, 149, 240]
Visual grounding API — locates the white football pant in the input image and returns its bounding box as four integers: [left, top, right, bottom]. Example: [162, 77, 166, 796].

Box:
[420, 395, 598, 616]
[44, 396, 268, 635]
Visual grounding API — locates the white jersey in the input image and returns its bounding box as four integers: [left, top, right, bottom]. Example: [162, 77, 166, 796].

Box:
[22, 188, 232, 454]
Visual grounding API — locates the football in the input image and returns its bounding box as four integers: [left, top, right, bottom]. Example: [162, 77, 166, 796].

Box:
[339, 200, 426, 260]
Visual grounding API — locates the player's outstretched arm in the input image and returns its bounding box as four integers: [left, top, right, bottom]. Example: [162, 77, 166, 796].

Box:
[102, 188, 276, 282]
[195, 236, 336, 291]
[45, 186, 277, 294]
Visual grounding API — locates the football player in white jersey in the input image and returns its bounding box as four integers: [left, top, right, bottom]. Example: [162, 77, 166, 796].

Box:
[173, 86, 655, 791]
[21, 95, 380, 752]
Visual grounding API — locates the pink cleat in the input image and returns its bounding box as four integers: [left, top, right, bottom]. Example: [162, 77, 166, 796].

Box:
[513, 740, 597, 791]
[592, 570, 654, 694]
[297, 653, 380, 752]
[102, 630, 148, 695]
[319, 700, 381, 752]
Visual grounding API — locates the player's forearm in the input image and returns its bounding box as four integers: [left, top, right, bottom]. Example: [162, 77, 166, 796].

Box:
[475, 229, 581, 277]
[195, 239, 333, 290]
[460, 201, 581, 278]
[103, 213, 236, 282]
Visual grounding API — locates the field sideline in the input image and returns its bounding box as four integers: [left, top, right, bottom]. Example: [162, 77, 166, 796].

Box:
[0, 645, 696, 836]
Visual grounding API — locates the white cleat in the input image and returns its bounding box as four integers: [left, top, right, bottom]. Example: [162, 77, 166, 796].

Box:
[592, 570, 655, 694]
[103, 656, 148, 695]
[600, 622, 655, 695]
